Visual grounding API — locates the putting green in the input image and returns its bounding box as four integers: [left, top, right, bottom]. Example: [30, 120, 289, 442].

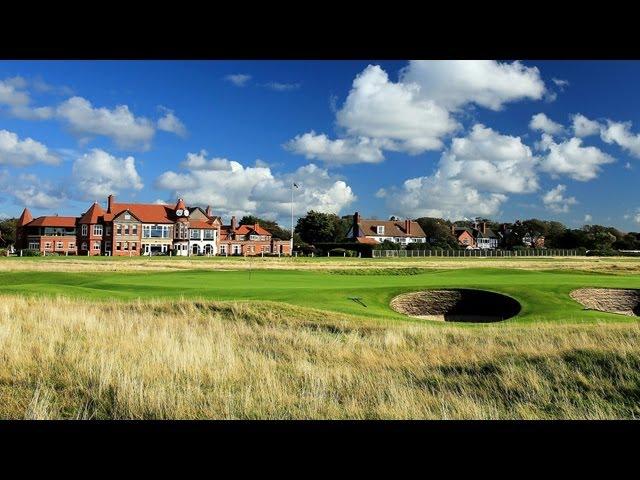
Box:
[1, 267, 640, 325]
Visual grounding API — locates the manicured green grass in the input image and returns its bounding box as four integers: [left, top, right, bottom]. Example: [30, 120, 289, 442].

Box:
[1, 267, 639, 324]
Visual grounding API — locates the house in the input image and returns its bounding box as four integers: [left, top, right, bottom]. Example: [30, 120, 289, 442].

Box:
[15, 194, 291, 256]
[452, 226, 476, 248]
[218, 215, 291, 256]
[347, 212, 427, 246]
[16, 208, 78, 255]
[452, 222, 499, 249]
[499, 222, 545, 249]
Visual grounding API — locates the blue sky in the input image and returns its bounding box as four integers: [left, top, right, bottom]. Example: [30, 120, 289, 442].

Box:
[0, 60, 639, 231]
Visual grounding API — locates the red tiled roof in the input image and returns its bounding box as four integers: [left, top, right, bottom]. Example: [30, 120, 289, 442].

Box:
[107, 203, 175, 223]
[235, 224, 271, 236]
[356, 237, 379, 245]
[78, 202, 105, 224]
[189, 220, 217, 229]
[27, 216, 78, 228]
[357, 219, 426, 238]
[175, 198, 186, 211]
[18, 208, 33, 226]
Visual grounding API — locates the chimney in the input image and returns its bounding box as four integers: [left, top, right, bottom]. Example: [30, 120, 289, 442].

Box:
[481, 222, 487, 234]
[451, 225, 455, 235]
[231, 215, 237, 231]
[354, 211, 360, 224]
[405, 219, 411, 235]
[107, 194, 114, 213]
[205, 205, 212, 217]
[254, 222, 259, 231]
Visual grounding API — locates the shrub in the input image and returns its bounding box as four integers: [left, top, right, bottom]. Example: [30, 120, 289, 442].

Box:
[21, 249, 42, 257]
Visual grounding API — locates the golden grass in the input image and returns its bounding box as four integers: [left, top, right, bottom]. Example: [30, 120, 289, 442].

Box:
[1, 295, 640, 419]
[2, 255, 640, 274]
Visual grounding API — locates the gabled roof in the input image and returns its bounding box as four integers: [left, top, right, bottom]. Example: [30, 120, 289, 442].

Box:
[106, 203, 175, 223]
[26, 216, 78, 228]
[78, 202, 105, 224]
[235, 224, 271, 236]
[357, 219, 426, 238]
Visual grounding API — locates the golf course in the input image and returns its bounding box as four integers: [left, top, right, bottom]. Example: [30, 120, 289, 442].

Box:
[1, 255, 640, 419]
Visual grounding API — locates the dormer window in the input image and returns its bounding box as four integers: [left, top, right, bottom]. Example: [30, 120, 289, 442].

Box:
[376, 225, 385, 235]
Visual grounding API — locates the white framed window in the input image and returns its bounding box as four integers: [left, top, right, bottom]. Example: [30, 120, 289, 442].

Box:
[232, 244, 241, 254]
[116, 242, 121, 251]
[124, 213, 131, 220]
[116, 224, 122, 236]
[93, 224, 103, 236]
[220, 245, 227, 254]
[376, 225, 385, 235]
[81, 224, 88, 236]
[131, 242, 137, 251]
[131, 225, 138, 236]
[29, 242, 39, 250]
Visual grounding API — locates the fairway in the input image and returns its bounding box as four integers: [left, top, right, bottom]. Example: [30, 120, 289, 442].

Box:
[1, 259, 640, 324]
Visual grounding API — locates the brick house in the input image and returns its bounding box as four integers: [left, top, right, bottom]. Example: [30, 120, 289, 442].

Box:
[16, 208, 78, 255]
[15, 194, 290, 256]
[347, 212, 427, 246]
[452, 222, 500, 249]
[218, 215, 291, 256]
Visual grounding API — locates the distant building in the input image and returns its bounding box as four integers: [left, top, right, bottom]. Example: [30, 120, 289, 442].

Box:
[347, 212, 427, 246]
[452, 222, 499, 249]
[15, 194, 291, 256]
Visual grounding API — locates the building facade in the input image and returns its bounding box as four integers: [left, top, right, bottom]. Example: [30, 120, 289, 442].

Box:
[15, 194, 291, 256]
[347, 212, 427, 246]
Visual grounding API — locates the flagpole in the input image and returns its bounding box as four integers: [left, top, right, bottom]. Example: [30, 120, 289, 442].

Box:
[290, 181, 294, 254]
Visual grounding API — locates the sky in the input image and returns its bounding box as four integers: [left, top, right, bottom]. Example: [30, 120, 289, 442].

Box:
[0, 60, 639, 231]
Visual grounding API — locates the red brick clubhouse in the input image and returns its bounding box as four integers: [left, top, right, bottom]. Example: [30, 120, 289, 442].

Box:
[15, 194, 291, 256]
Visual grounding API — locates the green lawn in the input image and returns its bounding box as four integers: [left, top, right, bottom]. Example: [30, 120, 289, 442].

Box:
[1, 267, 639, 325]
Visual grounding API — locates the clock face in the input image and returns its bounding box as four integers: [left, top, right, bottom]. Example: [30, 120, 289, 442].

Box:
[176, 209, 183, 216]
[183, 209, 190, 217]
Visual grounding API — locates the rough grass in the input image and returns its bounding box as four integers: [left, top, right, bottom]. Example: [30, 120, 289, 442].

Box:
[2, 295, 640, 419]
[2, 255, 640, 274]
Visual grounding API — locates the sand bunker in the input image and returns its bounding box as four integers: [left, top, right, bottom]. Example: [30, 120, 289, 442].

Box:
[390, 289, 521, 323]
[570, 288, 640, 316]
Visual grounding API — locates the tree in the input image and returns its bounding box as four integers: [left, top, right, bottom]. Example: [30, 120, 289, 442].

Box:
[295, 211, 346, 245]
[0, 218, 18, 245]
[415, 217, 458, 249]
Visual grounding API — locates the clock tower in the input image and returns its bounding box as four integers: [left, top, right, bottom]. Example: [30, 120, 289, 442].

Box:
[173, 198, 190, 256]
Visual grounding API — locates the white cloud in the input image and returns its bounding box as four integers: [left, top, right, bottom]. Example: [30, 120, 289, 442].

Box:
[157, 107, 187, 137]
[3, 173, 67, 209]
[264, 82, 300, 91]
[225, 74, 251, 87]
[439, 124, 539, 194]
[383, 124, 537, 219]
[0, 77, 54, 120]
[600, 119, 640, 157]
[155, 152, 355, 222]
[529, 113, 565, 136]
[542, 184, 577, 213]
[538, 134, 615, 181]
[375, 188, 387, 198]
[0, 129, 59, 166]
[552, 78, 569, 89]
[283, 131, 385, 165]
[56, 96, 155, 150]
[72, 149, 143, 199]
[335, 65, 460, 154]
[572, 113, 601, 137]
[399, 60, 546, 111]
[584, 214, 593, 223]
[625, 162, 633, 170]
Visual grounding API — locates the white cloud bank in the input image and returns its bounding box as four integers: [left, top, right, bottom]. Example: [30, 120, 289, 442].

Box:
[529, 113, 565, 135]
[155, 151, 356, 221]
[72, 149, 143, 199]
[538, 134, 615, 181]
[0, 129, 59, 166]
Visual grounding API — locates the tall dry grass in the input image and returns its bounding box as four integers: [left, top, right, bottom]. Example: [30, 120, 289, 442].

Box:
[1, 295, 639, 419]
